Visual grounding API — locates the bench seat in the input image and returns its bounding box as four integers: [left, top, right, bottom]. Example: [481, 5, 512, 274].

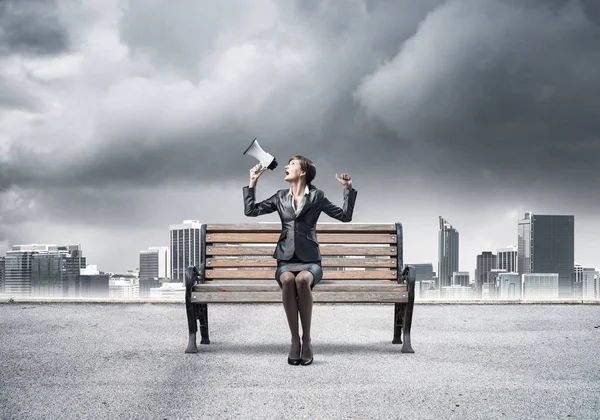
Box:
[192, 280, 408, 303]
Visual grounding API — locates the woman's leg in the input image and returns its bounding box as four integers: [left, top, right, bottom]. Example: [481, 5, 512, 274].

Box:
[280, 271, 300, 358]
[295, 271, 314, 359]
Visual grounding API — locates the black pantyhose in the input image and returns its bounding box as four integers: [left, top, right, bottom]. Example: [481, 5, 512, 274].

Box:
[279, 270, 314, 360]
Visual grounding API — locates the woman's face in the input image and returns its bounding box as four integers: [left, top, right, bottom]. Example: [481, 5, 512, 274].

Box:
[284, 158, 305, 183]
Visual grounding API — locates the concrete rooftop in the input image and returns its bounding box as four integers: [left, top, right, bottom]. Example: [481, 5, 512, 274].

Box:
[1, 302, 599, 419]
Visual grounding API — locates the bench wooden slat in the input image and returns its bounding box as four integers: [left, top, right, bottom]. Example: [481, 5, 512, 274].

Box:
[206, 246, 397, 256]
[193, 283, 407, 292]
[191, 291, 408, 303]
[206, 223, 397, 233]
[199, 279, 402, 285]
[206, 233, 396, 244]
[206, 257, 396, 268]
[205, 269, 397, 280]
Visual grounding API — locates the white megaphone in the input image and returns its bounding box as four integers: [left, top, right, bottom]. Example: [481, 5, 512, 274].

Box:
[243, 138, 278, 170]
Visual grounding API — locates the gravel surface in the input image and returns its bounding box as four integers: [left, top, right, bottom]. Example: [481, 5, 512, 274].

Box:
[1, 303, 599, 419]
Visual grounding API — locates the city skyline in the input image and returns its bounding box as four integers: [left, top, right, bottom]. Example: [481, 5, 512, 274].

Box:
[2, 212, 597, 282]
[2, 1, 600, 275]
[3, 214, 598, 300]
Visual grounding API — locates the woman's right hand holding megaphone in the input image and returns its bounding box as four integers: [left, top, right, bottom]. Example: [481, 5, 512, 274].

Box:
[249, 163, 268, 188]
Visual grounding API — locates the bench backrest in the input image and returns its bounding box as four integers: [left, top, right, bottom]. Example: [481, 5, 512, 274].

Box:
[198, 222, 404, 283]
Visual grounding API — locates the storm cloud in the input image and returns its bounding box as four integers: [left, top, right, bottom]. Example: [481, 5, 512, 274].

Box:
[1, 0, 599, 273]
[0, 0, 70, 56]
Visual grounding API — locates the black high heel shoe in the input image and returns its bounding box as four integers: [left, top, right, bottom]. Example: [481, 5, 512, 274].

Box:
[300, 343, 313, 366]
[288, 344, 301, 365]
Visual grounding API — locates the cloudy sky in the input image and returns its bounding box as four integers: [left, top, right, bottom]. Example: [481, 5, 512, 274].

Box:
[1, 0, 600, 276]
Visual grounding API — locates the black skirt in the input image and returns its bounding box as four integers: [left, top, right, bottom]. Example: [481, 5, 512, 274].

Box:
[275, 253, 323, 290]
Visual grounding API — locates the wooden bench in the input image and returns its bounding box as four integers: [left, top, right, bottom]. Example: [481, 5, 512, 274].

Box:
[184, 222, 416, 354]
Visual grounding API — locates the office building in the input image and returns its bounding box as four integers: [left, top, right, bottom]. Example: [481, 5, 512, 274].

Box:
[109, 270, 139, 298]
[497, 246, 517, 273]
[79, 265, 109, 298]
[497, 273, 521, 300]
[140, 278, 162, 297]
[452, 271, 470, 287]
[79, 275, 110, 298]
[109, 279, 139, 298]
[410, 263, 434, 282]
[139, 246, 170, 281]
[60, 245, 86, 297]
[485, 268, 508, 299]
[518, 214, 532, 276]
[573, 264, 584, 283]
[0, 256, 5, 293]
[573, 264, 584, 298]
[31, 252, 64, 297]
[522, 273, 559, 300]
[170, 220, 202, 282]
[4, 244, 86, 298]
[518, 212, 574, 298]
[438, 217, 459, 289]
[582, 269, 599, 299]
[415, 280, 436, 301]
[31, 245, 85, 298]
[4, 246, 39, 296]
[476, 252, 497, 296]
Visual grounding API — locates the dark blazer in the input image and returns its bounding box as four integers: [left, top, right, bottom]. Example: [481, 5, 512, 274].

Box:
[243, 185, 358, 262]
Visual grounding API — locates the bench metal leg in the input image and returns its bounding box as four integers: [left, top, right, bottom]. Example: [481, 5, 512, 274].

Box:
[393, 264, 415, 353]
[198, 304, 210, 344]
[392, 303, 403, 344]
[401, 302, 414, 353]
[393, 303, 415, 353]
[401, 266, 416, 353]
[185, 300, 199, 354]
[185, 265, 200, 354]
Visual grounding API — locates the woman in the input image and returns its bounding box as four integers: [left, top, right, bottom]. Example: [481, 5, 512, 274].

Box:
[243, 155, 357, 366]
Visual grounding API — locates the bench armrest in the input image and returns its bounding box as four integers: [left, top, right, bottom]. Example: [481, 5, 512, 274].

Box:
[399, 264, 416, 285]
[185, 264, 205, 289]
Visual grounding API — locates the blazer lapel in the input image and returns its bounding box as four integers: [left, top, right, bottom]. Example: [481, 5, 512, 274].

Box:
[296, 189, 315, 219]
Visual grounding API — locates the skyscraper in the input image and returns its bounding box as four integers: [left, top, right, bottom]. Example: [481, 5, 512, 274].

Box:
[497, 246, 518, 273]
[438, 217, 459, 289]
[139, 246, 170, 280]
[169, 220, 202, 282]
[476, 251, 498, 296]
[0, 257, 5, 293]
[518, 212, 575, 298]
[518, 214, 532, 277]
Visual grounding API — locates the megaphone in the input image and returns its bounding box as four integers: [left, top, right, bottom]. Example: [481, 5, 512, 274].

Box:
[243, 138, 278, 170]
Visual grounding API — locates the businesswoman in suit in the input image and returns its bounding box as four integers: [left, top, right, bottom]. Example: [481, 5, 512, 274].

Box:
[243, 156, 357, 365]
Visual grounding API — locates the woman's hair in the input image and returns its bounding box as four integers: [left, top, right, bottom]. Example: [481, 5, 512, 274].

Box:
[290, 155, 317, 190]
